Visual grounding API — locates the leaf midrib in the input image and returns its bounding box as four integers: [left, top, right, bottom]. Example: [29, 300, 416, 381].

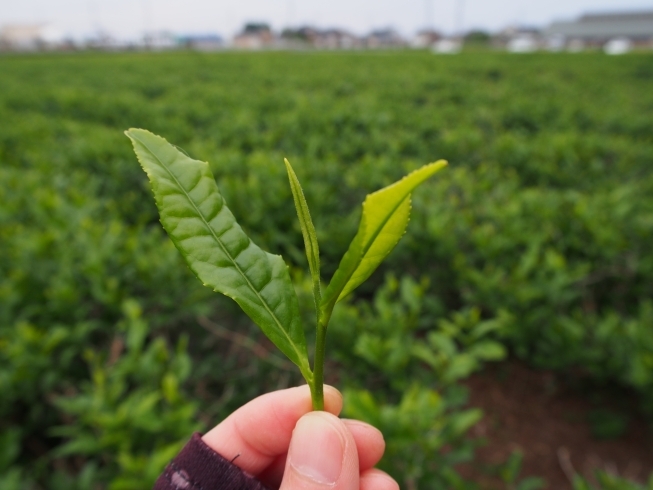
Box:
[132, 133, 307, 371]
[331, 195, 410, 303]
[358, 163, 445, 258]
[360, 195, 410, 258]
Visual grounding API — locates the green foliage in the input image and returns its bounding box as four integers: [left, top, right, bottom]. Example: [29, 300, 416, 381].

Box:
[571, 470, 653, 490]
[332, 274, 510, 390]
[126, 128, 445, 409]
[50, 300, 199, 489]
[2, 50, 653, 487]
[464, 30, 492, 46]
[496, 451, 546, 490]
[0, 301, 198, 489]
[345, 386, 479, 490]
[321, 160, 446, 310]
[587, 409, 629, 440]
[333, 275, 507, 488]
[284, 158, 322, 312]
[126, 129, 311, 378]
[421, 165, 653, 414]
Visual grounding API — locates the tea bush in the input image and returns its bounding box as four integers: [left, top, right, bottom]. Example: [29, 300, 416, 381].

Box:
[1, 50, 652, 487]
[571, 470, 653, 490]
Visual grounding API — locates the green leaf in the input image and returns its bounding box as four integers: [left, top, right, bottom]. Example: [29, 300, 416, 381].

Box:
[51, 436, 102, 457]
[125, 129, 311, 377]
[449, 408, 483, 437]
[321, 161, 447, 318]
[284, 158, 321, 310]
[468, 341, 507, 361]
[517, 477, 546, 490]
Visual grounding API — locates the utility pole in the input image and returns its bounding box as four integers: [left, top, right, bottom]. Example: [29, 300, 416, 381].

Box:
[142, 0, 152, 47]
[286, 0, 295, 28]
[424, 0, 434, 31]
[143, 0, 153, 33]
[87, 0, 100, 35]
[455, 0, 465, 38]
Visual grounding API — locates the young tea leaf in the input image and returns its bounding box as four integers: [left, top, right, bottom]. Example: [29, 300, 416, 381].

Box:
[284, 158, 321, 309]
[321, 161, 447, 319]
[125, 129, 311, 378]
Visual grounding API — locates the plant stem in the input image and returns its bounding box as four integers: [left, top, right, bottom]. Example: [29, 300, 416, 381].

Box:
[311, 319, 327, 410]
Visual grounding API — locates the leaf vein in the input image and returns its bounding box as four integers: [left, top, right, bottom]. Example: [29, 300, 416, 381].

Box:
[131, 133, 306, 367]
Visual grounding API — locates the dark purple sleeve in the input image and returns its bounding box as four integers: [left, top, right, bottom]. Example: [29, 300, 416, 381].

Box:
[153, 433, 269, 490]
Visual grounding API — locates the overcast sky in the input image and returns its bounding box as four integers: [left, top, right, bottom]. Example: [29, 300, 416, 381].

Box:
[1, 0, 652, 40]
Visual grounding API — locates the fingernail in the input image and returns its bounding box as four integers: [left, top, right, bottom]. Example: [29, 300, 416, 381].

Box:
[289, 412, 344, 485]
[362, 470, 400, 490]
[343, 419, 384, 438]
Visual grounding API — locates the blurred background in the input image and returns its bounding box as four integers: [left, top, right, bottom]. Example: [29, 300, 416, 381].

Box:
[1, 1, 653, 489]
[2, 0, 653, 53]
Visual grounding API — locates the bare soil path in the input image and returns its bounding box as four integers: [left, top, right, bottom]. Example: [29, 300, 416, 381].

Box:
[459, 361, 653, 489]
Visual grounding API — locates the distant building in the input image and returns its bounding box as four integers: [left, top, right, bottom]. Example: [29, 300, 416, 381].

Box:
[432, 38, 461, 54]
[178, 34, 224, 51]
[280, 27, 314, 47]
[280, 26, 362, 49]
[85, 32, 124, 50]
[507, 35, 538, 53]
[143, 31, 177, 50]
[546, 11, 653, 49]
[494, 26, 543, 51]
[604, 38, 633, 55]
[233, 23, 275, 50]
[365, 29, 406, 49]
[1, 24, 44, 50]
[412, 29, 442, 48]
[0, 24, 65, 51]
[464, 30, 491, 45]
[313, 29, 360, 49]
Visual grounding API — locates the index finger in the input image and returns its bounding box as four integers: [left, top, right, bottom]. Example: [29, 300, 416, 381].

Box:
[202, 385, 343, 476]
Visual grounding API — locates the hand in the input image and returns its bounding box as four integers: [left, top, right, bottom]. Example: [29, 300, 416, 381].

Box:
[202, 385, 399, 490]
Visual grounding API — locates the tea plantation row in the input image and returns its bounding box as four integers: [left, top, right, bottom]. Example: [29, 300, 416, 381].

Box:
[1, 51, 652, 489]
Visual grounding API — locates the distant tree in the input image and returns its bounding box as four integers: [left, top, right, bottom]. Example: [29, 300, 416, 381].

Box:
[464, 30, 491, 45]
[243, 23, 271, 34]
[281, 28, 310, 41]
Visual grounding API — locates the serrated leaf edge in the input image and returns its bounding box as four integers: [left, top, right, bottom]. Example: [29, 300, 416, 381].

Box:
[126, 129, 311, 376]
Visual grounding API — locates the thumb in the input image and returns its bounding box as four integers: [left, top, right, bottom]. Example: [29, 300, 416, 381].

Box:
[279, 411, 359, 490]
